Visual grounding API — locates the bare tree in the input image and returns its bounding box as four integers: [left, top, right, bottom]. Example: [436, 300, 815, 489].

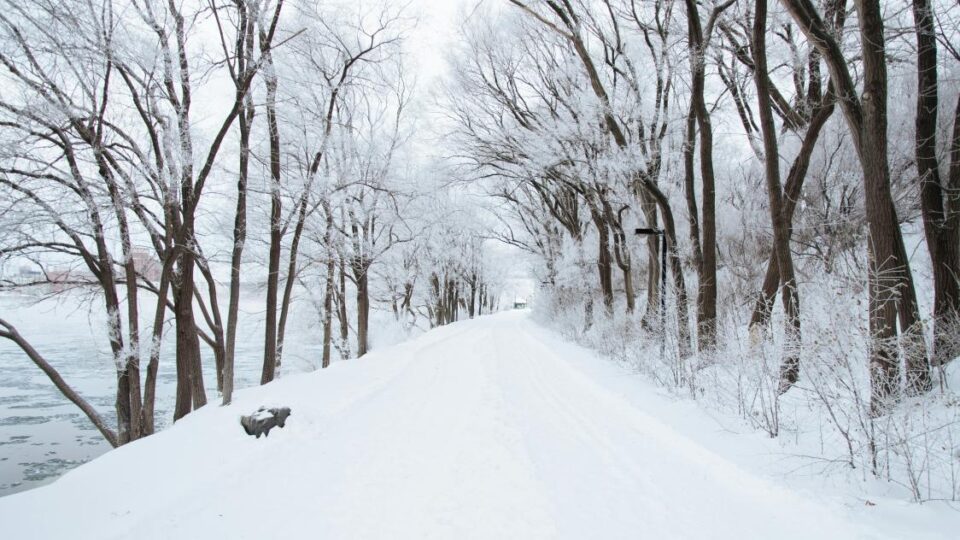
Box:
[779, 0, 929, 410]
[0, 0, 158, 442]
[911, 0, 960, 368]
[259, 1, 405, 380]
[0, 0, 285, 438]
[508, 0, 692, 353]
[681, 0, 734, 350]
[214, 0, 260, 405]
[752, 0, 801, 391]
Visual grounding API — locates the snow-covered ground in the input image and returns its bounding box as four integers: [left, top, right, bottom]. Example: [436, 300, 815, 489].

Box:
[0, 310, 956, 538]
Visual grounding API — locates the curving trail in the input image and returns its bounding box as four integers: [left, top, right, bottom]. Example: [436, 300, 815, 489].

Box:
[0, 311, 898, 539]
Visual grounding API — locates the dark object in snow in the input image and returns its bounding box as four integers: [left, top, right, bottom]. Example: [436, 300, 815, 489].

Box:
[240, 407, 292, 438]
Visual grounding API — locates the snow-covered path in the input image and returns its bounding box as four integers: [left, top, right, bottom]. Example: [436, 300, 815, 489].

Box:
[0, 312, 912, 538]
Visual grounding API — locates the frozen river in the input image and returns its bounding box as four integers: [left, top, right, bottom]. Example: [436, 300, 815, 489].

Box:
[0, 292, 323, 496]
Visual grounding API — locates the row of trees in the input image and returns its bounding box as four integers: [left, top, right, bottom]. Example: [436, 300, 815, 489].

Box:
[446, 0, 960, 415]
[0, 0, 501, 448]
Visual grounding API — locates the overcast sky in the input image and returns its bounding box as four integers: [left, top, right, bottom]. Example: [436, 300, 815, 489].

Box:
[405, 0, 476, 85]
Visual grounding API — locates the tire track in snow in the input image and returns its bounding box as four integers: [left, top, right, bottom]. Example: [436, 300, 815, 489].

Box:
[316, 323, 556, 538]
[495, 315, 891, 539]
[489, 321, 664, 537]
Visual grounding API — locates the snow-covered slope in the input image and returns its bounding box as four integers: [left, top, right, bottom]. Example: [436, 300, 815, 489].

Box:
[0, 311, 954, 539]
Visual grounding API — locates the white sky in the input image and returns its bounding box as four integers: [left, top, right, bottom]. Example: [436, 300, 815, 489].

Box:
[405, 0, 478, 86]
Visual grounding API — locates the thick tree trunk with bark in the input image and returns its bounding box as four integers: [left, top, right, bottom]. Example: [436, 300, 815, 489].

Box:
[781, 0, 930, 412]
[142, 253, 173, 434]
[430, 272, 442, 327]
[174, 240, 206, 420]
[598, 244, 615, 314]
[753, 0, 802, 392]
[858, 0, 928, 405]
[589, 202, 615, 313]
[749, 97, 835, 329]
[354, 259, 371, 357]
[683, 107, 703, 278]
[912, 0, 960, 369]
[469, 275, 477, 318]
[620, 258, 635, 314]
[684, 0, 718, 351]
[118, 245, 142, 440]
[639, 193, 661, 324]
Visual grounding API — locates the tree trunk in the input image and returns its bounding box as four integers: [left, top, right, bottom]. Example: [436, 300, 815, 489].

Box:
[446, 277, 457, 323]
[115, 366, 132, 445]
[263, 228, 281, 382]
[781, 0, 929, 412]
[621, 261, 635, 314]
[754, 0, 802, 393]
[223, 99, 252, 405]
[944, 92, 960, 365]
[610, 219, 635, 314]
[87, 184, 131, 441]
[261, 50, 282, 385]
[469, 274, 477, 318]
[119, 245, 142, 440]
[222, 0, 255, 406]
[356, 261, 370, 357]
[116, 224, 141, 440]
[475, 283, 483, 316]
[321, 204, 335, 369]
[277, 196, 309, 372]
[749, 96, 835, 330]
[142, 253, 173, 434]
[195, 262, 225, 395]
[174, 241, 205, 420]
[857, 0, 923, 410]
[338, 260, 349, 351]
[636, 176, 692, 357]
[912, 0, 960, 370]
[322, 259, 335, 368]
[597, 225, 614, 314]
[430, 272, 442, 327]
[683, 106, 703, 275]
[685, 0, 718, 351]
[403, 281, 416, 320]
[640, 193, 661, 325]
[588, 197, 614, 314]
[453, 282, 461, 322]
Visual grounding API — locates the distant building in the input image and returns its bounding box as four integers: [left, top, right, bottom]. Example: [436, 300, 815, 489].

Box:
[47, 268, 74, 293]
[17, 266, 42, 281]
[131, 249, 162, 281]
[3, 265, 43, 286]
